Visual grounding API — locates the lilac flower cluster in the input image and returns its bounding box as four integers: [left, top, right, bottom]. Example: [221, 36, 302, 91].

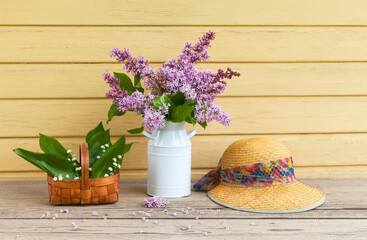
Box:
[104, 30, 240, 130]
[142, 196, 169, 208]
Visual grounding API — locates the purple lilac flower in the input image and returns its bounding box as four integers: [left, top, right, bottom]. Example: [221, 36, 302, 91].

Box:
[104, 31, 240, 131]
[142, 196, 169, 208]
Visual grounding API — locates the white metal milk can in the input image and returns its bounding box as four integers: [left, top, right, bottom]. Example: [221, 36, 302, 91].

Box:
[143, 121, 196, 198]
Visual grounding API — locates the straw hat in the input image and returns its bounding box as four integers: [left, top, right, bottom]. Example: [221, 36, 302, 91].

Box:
[194, 138, 325, 213]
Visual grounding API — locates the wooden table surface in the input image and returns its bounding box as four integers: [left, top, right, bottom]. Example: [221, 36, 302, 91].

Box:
[0, 179, 366, 239]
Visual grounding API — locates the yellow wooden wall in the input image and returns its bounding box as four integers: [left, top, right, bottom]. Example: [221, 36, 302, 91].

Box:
[1, 0, 367, 180]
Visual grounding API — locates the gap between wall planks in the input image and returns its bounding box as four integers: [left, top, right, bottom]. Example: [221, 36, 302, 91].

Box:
[2, 63, 367, 98]
[1, 97, 367, 137]
[3, 27, 367, 63]
[3, 134, 367, 171]
[2, 0, 367, 26]
[1, 166, 367, 181]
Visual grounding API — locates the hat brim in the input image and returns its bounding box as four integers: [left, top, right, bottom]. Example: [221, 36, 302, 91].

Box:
[208, 181, 325, 213]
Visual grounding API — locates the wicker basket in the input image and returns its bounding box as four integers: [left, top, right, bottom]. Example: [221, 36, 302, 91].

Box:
[47, 142, 119, 205]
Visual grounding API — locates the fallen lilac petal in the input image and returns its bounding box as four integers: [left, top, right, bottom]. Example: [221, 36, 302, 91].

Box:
[81, 219, 87, 223]
[103, 215, 108, 220]
[148, 209, 153, 213]
[216, 209, 221, 213]
[199, 210, 204, 215]
[313, 219, 317, 223]
[203, 232, 208, 237]
[145, 213, 151, 218]
[142, 217, 146, 222]
[154, 220, 158, 225]
[195, 216, 199, 220]
[138, 211, 144, 215]
[139, 230, 145, 234]
[130, 212, 136, 216]
[221, 221, 226, 226]
[51, 217, 56, 220]
[92, 211, 98, 216]
[46, 212, 50, 216]
[40, 214, 46, 219]
[143, 196, 169, 208]
[250, 222, 258, 226]
[53, 213, 59, 218]
[225, 226, 230, 231]
[198, 221, 204, 225]
[163, 209, 168, 213]
[169, 212, 177, 217]
[181, 225, 192, 230]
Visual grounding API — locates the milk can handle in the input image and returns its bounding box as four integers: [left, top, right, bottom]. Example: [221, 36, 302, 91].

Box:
[143, 130, 157, 140]
[187, 129, 196, 139]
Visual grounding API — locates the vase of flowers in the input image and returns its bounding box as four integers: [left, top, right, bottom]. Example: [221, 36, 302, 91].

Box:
[103, 30, 240, 197]
[143, 121, 196, 197]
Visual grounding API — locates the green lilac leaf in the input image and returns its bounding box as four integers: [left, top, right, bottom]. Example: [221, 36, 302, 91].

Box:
[113, 72, 136, 94]
[153, 94, 175, 116]
[134, 74, 144, 93]
[127, 126, 144, 134]
[169, 91, 185, 106]
[106, 104, 126, 124]
[39, 133, 68, 157]
[198, 121, 208, 129]
[170, 105, 195, 123]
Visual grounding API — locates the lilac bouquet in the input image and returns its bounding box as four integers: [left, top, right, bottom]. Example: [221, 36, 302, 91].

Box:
[103, 30, 240, 132]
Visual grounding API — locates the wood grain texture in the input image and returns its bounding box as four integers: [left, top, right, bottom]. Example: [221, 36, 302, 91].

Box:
[3, 134, 367, 172]
[0, 180, 366, 239]
[1, 219, 366, 240]
[2, 27, 367, 63]
[2, 165, 367, 181]
[2, 0, 367, 26]
[1, 97, 367, 137]
[3, 63, 367, 99]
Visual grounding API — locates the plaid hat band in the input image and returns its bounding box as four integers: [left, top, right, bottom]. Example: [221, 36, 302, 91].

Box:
[193, 157, 296, 191]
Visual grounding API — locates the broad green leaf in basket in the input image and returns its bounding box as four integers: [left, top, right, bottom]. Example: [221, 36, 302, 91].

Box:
[87, 129, 112, 168]
[39, 133, 68, 158]
[91, 135, 127, 178]
[13, 149, 79, 179]
[86, 122, 104, 143]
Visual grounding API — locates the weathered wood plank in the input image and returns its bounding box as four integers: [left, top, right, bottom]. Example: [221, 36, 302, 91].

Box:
[2, 134, 367, 172]
[0, 180, 366, 239]
[2, 27, 367, 63]
[0, 180, 366, 217]
[2, 0, 367, 26]
[2, 166, 367, 181]
[2, 63, 367, 99]
[1, 97, 367, 137]
[1, 219, 366, 240]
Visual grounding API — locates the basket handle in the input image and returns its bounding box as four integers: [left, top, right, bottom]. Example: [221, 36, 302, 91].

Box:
[79, 143, 91, 204]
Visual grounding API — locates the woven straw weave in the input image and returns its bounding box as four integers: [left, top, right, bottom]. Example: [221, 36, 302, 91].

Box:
[209, 137, 325, 213]
[47, 143, 119, 205]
